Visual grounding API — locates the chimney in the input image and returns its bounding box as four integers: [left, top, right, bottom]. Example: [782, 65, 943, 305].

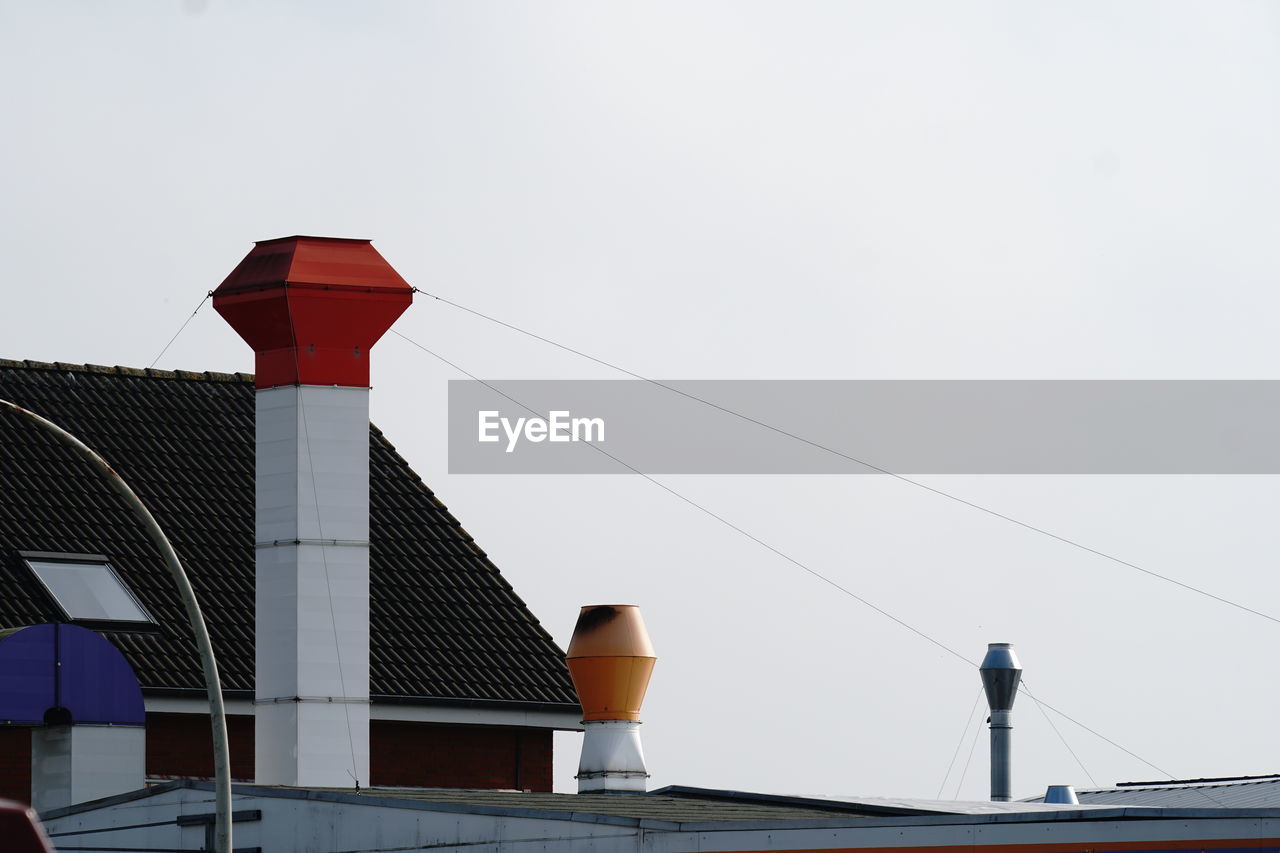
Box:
[979, 642, 1022, 802]
[565, 605, 656, 793]
[214, 236, 412, 787]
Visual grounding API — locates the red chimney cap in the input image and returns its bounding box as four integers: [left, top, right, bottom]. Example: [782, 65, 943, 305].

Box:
[215, 235, 410, 295]
[213, 236, 413, 389]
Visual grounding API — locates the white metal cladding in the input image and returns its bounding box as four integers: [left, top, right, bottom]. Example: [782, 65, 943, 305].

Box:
[255, 703, 371, 789]
[256, 543, 370, 695]
[578, 720, 648, 793]
[31, 725, 145, 813]
[255, 386, 371, 543]
[254, 385, 371, 788]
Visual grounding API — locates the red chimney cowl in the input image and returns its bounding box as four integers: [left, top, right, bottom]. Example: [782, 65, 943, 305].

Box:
[213, 236, 413, 389]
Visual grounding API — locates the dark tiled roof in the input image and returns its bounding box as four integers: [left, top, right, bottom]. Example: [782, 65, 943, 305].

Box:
[0, 359, 578, 708]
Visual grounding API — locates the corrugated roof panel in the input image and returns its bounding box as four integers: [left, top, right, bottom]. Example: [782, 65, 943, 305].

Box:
[1024, 777, 1280, 808]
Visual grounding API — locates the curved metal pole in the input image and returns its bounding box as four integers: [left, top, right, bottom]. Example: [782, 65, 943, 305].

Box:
[0, 399, 232, 853]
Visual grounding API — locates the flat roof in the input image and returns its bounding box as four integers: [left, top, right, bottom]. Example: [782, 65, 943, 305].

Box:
[45, 781, 1280, 832]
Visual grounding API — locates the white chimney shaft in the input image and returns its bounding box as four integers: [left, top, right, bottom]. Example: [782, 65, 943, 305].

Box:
[254, 386, 372, 786]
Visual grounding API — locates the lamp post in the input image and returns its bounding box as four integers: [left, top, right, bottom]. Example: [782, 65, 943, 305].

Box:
[0, 399, 232, 853]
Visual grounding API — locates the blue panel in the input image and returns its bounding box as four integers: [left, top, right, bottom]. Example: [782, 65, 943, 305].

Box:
[57, 624, 145, 725]
[0, 625, 57, 724]
[0, 624, 144, 726]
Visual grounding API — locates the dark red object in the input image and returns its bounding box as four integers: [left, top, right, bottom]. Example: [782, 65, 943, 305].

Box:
[371, 721, 552, 791]
[144, 713, 552, 791]
[214, 236, 413, 389]
[0, 799, 54, 853]
[0, 729, 31, 804]
[146, 713, 256, 781]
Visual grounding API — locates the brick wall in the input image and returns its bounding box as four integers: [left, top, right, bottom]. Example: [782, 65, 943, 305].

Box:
[0, 728, 32, 803]
[370, 721, 553, 791]
[145, 712, 255, 781]
[140, 714, 554, 791]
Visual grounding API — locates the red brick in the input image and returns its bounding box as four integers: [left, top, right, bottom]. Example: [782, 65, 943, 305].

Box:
[0, 728, 32, 804]
[136, 715, 553, 791]
[371, 722, 552, 791]
[145, 713, 254, 781]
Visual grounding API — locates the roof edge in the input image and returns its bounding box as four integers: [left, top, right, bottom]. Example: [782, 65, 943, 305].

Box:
[650, 785, 950, 817]
[370, 694, 578, 710]
[141, 687, 580, 713]
[0, 358, 253, 384]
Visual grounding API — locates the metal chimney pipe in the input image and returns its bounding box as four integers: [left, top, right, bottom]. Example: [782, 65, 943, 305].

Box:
[979, 642, 1022, 802]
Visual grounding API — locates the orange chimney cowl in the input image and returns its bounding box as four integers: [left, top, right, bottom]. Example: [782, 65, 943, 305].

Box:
[565, 605, 656, 722]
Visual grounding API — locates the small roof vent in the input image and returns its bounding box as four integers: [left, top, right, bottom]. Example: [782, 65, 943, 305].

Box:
[1044, 785, 1079, 804]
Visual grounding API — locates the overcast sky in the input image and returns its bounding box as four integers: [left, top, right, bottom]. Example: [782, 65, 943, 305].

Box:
[4, 1, 1280, 800]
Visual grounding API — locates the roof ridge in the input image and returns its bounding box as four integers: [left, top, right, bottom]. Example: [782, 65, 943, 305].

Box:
[0, 358, 253, 384]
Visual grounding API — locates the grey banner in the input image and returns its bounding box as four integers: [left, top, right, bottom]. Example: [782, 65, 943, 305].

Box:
[447, 380, 1280, 474]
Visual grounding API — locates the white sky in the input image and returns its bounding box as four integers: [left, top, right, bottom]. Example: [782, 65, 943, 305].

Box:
[4, 0, 1280, 799]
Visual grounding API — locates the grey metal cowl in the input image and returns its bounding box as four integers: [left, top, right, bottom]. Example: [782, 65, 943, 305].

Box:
[979, 642, 1022, 712]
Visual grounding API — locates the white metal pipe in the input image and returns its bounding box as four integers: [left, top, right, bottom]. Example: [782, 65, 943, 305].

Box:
[0, 399, 232, 853]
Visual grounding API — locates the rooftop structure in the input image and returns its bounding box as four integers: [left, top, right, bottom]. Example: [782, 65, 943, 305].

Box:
[0, 357, 580, 800]
[6, 236, 1278, 852]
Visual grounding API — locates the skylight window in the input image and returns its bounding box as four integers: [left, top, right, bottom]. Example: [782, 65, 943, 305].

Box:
[22, 554, 152, 625]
